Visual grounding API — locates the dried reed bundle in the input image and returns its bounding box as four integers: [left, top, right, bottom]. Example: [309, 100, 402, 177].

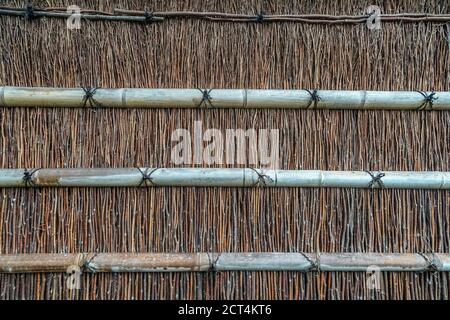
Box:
[1, 253, 449, 273]
[0, 168, 449, 189]
[1, 87, 448, 110]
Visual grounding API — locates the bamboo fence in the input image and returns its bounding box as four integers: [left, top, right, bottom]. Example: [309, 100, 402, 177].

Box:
[1, 87, 449, 110]
[0, 253, 449, 273]
[1, 0, 449, 300]
[0, 168, 449, 189]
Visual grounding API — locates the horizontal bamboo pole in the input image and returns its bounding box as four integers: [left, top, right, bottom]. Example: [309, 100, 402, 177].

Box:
[0, 8, 164, 22]
[0, 87, 449, 110]
[0, 168, 449, 189]
[2, 6, 450, 24]
[116, 9, 450, 23]
[0, 253, 449, 273]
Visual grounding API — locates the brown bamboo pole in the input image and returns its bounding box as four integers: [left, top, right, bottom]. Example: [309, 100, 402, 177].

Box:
[112, 9, 450, 24]
[0, 253, 448, 273]
[2, 6, 450, 24]
[0, 6, 114, 15]
[1, 87, 449, 110]
[0, 8, 164, 22]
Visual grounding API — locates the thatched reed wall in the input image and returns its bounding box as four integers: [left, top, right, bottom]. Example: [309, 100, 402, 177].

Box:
[0, 0, 449, 299]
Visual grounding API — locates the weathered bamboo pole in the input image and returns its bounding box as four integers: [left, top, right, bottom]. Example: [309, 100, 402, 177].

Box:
[0, 168, 449, 189]
[0, 8, 164, 22]
[0, 87, 449, 110]
[0, 253, 448, 273]
[3, 6, 450, 24]
[115, 9, 450, 23]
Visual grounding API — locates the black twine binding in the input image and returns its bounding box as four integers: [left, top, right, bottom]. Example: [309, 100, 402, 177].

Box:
[305, 89, 321, 109]
[83, 253, 99, 273]
[23, 168, 40, 187]
[203, 252, 221, 298]
[300, 252, 321, 272]
[81, 87, 103, 109]
[207, 252, 221, 276]
[418, 253, 440, 273]
[365, 171, 385, 189]
[416, 91, 438, 111]
[196, 88, 214, 109]
[143, 9, 155, 23]
[24, 3, 37, 21]
[136, 168, 159, 186]
[255, 12, 266, 23]
[249, 168, 274, 187]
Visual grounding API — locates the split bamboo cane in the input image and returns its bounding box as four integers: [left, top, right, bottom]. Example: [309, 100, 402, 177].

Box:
[0, 8, 164, 22]
[0, 253, 448, 273]
[0, 168, 448, 189]
[2, 6, 450, 24]
[0, 87, 449, 110]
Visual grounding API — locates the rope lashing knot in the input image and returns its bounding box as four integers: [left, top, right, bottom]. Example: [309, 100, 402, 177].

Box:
[300, 252, 321, 272]
[23, 168, 40, 187]
[143, 10, 155, 23]
[250, 168, 274, 187]
[204, 252, 221, 297]
[136, 168, 159, 186]
[197, 88, 214, 109]
[83, 253, 99, 273]
[255, 12, 266, 23]
[81, 87, 103, 109]
[305, 89, 321, 109]
[419, 253, 440, 273]
[206, 252, 221, 276]
[365, 171, 386, 189]
[24, 3, 37, 21]
[417, 91, 438, 110]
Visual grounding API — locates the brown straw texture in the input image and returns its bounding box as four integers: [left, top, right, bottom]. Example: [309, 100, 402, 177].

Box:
[0, 0, 450, 299]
